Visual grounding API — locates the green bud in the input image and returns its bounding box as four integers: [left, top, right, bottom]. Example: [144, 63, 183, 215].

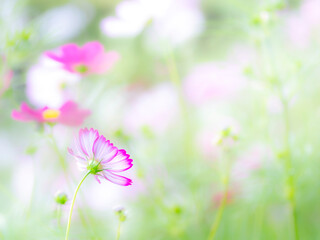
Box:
[114, 206, 127, 222]
[55, 192, 68, 205]
[141, 125, 154, 139]
[251, 11, 271, 26]
[172, 205, 182, 215]
[25, 146, 37, 155]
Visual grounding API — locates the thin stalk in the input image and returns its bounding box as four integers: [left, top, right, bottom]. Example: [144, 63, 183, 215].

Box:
[57, 205, 62, 227]
[47, 133, 68, 175]
[207, 179, 229, 240]
[281, 97, 299, 240]
[65, 171, 91, 240]
[47, 130, 98, 237]
[116, 220, 121, 240]
[165, 48, 193, 163]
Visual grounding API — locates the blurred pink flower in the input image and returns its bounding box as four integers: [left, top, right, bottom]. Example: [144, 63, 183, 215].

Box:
[213, 190, 234, 207]
[46, 41, 119, 75]
[101, 0, 204, 45]
[26, 55, 80, 108]
[284, 0, 320, 48]
[232, 145, 271, 180]
[123, 83, 179, 136]
[68, 128, 133, 186]
[184, 62, 246, 105]
[12, 101, 90, 126]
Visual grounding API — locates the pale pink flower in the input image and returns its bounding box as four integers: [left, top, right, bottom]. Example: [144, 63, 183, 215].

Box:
[46, 41, 119, 75]
[123, 83, 179, 136]
[68, 128, 133, 186]
[12, 101, 90, 126]
[101, 0, 204, 45]
[26, 55, 80, 108]
[232, 145, 271, 180]
[184, 62, 246, 105]
[284, 0, 320, 48]
[213, 190, 234, 207]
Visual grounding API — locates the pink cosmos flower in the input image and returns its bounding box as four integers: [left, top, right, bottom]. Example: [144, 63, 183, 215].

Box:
[12, 101, 90, 126]
[46, 41, 119, 75]
[68, 128, 133, 186]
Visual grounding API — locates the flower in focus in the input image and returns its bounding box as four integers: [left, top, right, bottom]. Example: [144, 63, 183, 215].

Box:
[12, 101, 90, 126]
[100, 0, 204, 45]
[68, 128, 133, 186]
[46, 41, 119, 75]
[26, 55, 80, 108]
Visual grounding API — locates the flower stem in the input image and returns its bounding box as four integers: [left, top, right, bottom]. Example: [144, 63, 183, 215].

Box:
[207, 181, 229, 240]
[57, 205, 62, 227]
[281, 97, 299, 240]
[65, 171, 91, 240]
[47, 132, 68, 174]
[116, 220, 121, 240]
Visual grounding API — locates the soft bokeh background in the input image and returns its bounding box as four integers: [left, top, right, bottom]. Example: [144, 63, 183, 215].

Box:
[1, 0, 320, 239]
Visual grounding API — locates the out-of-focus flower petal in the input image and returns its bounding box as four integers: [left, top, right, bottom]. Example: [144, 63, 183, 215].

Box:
[11, 103, 44, 122]
[46, 41, 119, 75]
[58, 101, 91, 126]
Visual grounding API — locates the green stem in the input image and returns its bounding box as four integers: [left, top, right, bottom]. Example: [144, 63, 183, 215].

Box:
[47, 132, 68, 174]
[281, 98, 299, 240]
[116, 220, 121, 240]
[207, 183, 229, 240]
[65, 171, 91, 240]
[165, 48, 193, 165]
[57, 205, 62, 227]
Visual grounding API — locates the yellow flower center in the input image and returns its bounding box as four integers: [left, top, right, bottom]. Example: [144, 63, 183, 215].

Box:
[42, 109, 61, 120]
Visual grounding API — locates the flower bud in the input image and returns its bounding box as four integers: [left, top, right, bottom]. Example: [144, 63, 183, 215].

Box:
[114, 206, 127, 222]
[55, 192, 68, 205]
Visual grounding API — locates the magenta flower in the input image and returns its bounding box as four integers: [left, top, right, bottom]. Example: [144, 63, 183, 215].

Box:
[46, 41, 119, 75]
[12, 101, 90, 126]
[68, 128, 133, 186]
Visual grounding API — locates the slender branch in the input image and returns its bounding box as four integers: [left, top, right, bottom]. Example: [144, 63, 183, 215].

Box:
[281, 97, 299, 240]
[207, 180, 229, 240]
[116, 220, 121, 240]
[65, 171, 91, 240]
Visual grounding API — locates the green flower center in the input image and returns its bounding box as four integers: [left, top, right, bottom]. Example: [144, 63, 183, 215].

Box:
[87, 159, 103, 175]
[74, 64, 88, 74]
